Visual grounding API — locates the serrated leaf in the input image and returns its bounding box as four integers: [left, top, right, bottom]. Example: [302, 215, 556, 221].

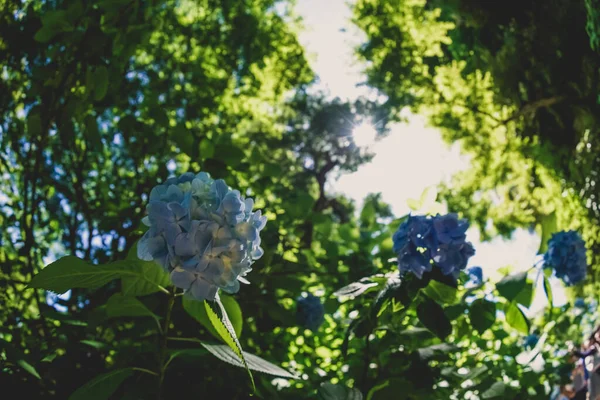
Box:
[200, 342, 297, 379]
[318, 382, 363, 400]
[481, 381, 506, 399]
[495, 272, 527, 301]
[423, 280, 458, 304]
[417, 298, 452, 340]
[205, 294, 254, 388]
[504, 302, 530, 334]
[334, 279, 379, 299]
[93, 66, 109, 101]
[29, 256, 124, 294]
[69, 368, 133, 400]
[538, 212, 558, 254]
[543, 276, 553, 306]
[183, 294, 242, 339]
[105, 293, 157, 319]
[469, 298, 496, 334]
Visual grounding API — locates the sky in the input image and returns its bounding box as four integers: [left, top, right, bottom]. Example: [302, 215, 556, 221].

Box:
[294, 0, 567, 313]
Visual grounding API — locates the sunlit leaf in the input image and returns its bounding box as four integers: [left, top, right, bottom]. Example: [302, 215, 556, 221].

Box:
[504, 302, 530, 334]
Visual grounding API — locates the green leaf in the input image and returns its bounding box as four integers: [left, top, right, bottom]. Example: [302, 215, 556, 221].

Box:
[318, 382, 363, 400]
[80, 340, 107, 350]
[121, 242, 170, 296]
[504, 302, 530, 334]
[366, 379, 411, 400]
[34, 26, 59, 43]
[27, 111, 42, 136]
[423, 280, 458, 304]
[538, 211, 558, 254]
[469, 298, 496, 333]
[0, 338, 41, 379]
[199, 139, 215, 159]
[481, 381, 506, 399]
[69, 368, 133, 400]
[172, 124, 194, 150]
[495, 272, 527, 301]
[214, 144, 245, 167]
[29, 256, 123, 294]
[105, 293, 157, 319]
[93, 66, 109, 101]
[543, 276, 553, 306]
[120, 260, 170, 296]
[200, 343, 297, 379]
[417, 298, 452, 340]
[183, 294, 243, 339]
[514, 280, 534, 308]
[204, 294, 254, 387]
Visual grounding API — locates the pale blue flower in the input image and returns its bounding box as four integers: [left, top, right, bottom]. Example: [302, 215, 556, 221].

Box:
[138, 172, 267, 301]
[466, 266, 483, 286]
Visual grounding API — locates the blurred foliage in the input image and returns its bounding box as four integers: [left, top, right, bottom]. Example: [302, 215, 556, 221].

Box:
[353, 0, 600, 284]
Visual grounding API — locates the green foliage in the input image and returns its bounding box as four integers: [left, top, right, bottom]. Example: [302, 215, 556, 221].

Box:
[469, 298, 496, 334]
[183, 294, 243, 339]
[69, 369, 133, 400]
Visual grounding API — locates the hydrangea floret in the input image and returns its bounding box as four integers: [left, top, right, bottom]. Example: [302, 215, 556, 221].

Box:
[137, 172, 266, 301]
[543, 230, 587, 286]
[392, 213, 475, 279]
[466, 266, 483, 286]
[296, 293, 325, 332]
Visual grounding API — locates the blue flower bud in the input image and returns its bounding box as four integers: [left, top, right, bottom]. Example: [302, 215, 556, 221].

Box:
[138, 172, 267, 301]
[543, 231, 587, 286]
[467, 266, 483, 286]
[574, 298, 586, 309]
[296, 293, 325, 332]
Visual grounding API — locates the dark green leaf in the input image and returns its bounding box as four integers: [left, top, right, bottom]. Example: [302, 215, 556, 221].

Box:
[318, 382, 363, 400]
[469, 298, 496, 334]
[105, 293, 157, 319]
[121, 242, 170, 296]
[69, 368, 133, 400]
[514, 280, 534, 308]
[29, 256, 123, 293]
[93, 67, 109, 101]
[495, 272, 527, 301]
[481, 381, 506, 399]
[417, 298, 452, 339]
[0, 338, 41, 379]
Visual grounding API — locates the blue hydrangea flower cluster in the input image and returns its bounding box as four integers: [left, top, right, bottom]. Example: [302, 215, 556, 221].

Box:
[137, 172, 266, 301]
[543, 230, 587, 286]
[296, 293, 325, 332]
[392, 214, 475, 279]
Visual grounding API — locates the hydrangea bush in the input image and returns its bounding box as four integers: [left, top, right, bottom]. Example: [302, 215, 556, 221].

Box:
[137, 172, 267, 300]
[543, 230, 588, 285]
[392, 213, 475, 279]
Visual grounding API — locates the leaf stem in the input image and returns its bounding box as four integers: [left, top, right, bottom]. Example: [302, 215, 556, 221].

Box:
[133, 367, 159, 376]
[157, 290, 176, 400]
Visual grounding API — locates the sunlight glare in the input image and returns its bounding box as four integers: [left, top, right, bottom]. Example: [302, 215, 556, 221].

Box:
[352, 122, 378, 148]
